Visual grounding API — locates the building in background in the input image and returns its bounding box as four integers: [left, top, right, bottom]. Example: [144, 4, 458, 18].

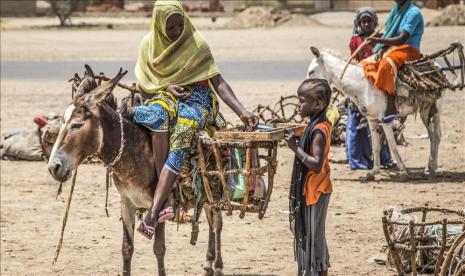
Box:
[420, 0, 461, 9]
[279, 0, 393, 12]
[1, 0, 37, 16]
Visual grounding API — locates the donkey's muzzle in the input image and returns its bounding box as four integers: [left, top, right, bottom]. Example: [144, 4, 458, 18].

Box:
[48, 150, 72, 182]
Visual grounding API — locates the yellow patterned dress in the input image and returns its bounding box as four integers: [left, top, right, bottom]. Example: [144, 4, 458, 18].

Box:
[134, 81, 219, 174]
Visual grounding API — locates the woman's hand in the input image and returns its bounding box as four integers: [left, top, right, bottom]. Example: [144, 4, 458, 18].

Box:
[167, 85, 191, 101]
[284, 129, 298, 152]
[240, 110, 259, 131]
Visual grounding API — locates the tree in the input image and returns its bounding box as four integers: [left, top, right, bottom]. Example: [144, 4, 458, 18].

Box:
[47, 0, 80, 27]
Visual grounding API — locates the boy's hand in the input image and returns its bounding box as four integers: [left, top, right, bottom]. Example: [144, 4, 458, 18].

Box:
[367, 36, 380, 43]
[284, 128, 298, 152]
[375, 49, 385, 62]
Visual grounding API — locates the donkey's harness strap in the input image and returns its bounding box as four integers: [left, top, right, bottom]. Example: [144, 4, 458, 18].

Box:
[101, 112, 125, 217]
[105, 112, 126, 174]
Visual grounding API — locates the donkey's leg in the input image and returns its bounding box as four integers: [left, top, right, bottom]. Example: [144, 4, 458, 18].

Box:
[211, 207, 224, 276]
[121, 199, 136, 276]
[153, 222, 166, 276]
[422, 103, 441, 176]
[381, 123, 408, 181]
[367, 119, 381, 180]
[430, 110, 441, 174]
[203, 204, 215, 276]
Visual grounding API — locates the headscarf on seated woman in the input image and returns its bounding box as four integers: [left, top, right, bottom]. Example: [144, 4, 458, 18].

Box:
[135, 0, 220, 94]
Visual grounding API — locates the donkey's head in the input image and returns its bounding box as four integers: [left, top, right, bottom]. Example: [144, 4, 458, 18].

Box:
[48, 66, 127, 182]
[307, 46, 334, 81]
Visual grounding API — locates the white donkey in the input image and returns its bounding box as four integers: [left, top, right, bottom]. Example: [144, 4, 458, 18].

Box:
[307, 47, 443, 181]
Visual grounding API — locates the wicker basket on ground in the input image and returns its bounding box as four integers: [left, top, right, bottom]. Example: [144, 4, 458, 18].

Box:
[382, 204, 465, 275]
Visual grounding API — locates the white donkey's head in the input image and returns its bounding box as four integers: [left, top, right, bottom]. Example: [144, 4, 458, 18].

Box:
[307, 46, 334, 81]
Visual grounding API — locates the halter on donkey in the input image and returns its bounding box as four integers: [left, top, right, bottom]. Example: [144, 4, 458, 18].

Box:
[48, 66, 226, 276]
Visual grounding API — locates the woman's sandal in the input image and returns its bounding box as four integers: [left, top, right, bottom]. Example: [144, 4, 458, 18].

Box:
[157, 205, 175, 223]
[137, 221, 155, 240]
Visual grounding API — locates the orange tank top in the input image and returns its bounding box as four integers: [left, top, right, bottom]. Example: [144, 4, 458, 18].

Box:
[303, 121, 332, 205]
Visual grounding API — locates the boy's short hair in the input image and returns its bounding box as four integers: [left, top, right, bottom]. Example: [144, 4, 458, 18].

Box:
[298, 78, 332, 108]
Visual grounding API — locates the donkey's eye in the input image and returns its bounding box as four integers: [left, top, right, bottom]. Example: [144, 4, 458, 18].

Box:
[71, 123, 83, 130]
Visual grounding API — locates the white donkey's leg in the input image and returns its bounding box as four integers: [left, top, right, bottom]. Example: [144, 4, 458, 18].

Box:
[429, 111, 441, 174]
[367, 119, 381, 180]
[381, 123, 408, 181]
[423, 102, 442, 176]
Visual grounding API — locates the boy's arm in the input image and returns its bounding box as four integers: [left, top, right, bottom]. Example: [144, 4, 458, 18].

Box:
[292, 131, 326, 173]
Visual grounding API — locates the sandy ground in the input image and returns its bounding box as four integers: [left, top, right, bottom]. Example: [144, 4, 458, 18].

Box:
[1, 15, 465, 276]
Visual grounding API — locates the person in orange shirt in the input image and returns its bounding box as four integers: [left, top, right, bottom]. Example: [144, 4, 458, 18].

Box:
[285, 78, 332, 276]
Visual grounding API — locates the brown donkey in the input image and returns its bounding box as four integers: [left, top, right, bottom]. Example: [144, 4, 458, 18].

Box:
[48, 66, 225, 276]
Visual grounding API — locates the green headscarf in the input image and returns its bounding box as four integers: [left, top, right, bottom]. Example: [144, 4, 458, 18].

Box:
[135, 0, 220, 94]
[373, 0, 412, 53]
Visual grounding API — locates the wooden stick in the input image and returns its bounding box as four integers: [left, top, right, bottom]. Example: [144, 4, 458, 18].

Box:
[382, 211, 404, 276]
[130, 83, 136, 108]
[440, 232, 465, 276]
[409, 220, 418, 276]
[259, 144, 277, 220]
[239, 147, 252, 219]
[443, 56, 457, 77]
[458, 49, 465, 87]
[196, 142, 214, 204]
[418, 203, 428, 268]
[212, 145, 233, 216]
[340, 27, 383, 80]
[434, 219, 448, 275]
[52, 168, 78, 265]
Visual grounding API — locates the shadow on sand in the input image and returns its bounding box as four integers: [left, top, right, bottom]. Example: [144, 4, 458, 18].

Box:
[225, 274, 280, 276]
[334, 168, 465, 184]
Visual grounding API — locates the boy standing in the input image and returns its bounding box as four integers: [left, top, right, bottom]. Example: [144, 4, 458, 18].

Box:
[285, 79, 333, 276]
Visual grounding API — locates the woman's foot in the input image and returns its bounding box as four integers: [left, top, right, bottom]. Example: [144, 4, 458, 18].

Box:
[158, 203, 175, 223]
[137, 221, 155, 240]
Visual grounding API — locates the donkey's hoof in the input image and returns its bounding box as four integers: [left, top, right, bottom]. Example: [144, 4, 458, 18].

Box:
[213, 268, 224, 276]
[365, 173, 375, 181]
[398, 173, 410, 182]
[424, 167, 436, 178]
[202, 271, 213, 276]
[202, 261, 214, 276]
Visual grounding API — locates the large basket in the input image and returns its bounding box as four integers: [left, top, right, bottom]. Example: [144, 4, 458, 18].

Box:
[196, 132, 279, 219]
[382, 204, 465, 275]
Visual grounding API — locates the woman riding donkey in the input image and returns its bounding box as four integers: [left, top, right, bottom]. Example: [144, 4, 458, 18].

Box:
[133, 0, 258, 239]
[346, 7, 396, 170]
[363, 0, 424, 124]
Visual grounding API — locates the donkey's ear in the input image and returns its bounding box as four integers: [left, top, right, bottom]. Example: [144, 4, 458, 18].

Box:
[84, 64, 95, 79]
[310, 46, 320, 58]
[92, 68, 128, 104]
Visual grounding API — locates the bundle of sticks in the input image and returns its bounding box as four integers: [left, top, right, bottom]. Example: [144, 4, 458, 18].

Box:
[399, 41, 465, 92]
